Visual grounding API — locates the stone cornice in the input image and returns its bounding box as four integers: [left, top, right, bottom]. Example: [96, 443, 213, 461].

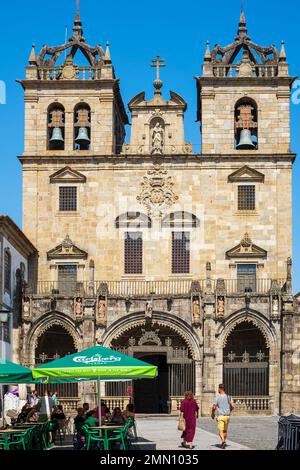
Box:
[196, 75, 298, 88]
[0, 216, 37, 258]
[18, 153, 296, 165]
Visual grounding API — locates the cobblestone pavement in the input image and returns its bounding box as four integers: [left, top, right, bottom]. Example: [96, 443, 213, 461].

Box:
[137, 417, 249, 450]
[197, 416, 279, 450]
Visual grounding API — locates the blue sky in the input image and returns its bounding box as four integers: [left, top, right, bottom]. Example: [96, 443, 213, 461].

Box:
[0, 0, 299, 292]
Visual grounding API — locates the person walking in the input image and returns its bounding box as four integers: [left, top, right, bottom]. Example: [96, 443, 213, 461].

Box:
[179, 391, 199, 449]
[211, 384, 235, 449]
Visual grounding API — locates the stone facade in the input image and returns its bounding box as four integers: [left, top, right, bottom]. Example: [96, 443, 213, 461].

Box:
[16, 8, 300, 415]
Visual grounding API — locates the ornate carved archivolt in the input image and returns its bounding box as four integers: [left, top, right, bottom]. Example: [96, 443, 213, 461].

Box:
[221, 316, 272, 349]
[137, 166, 179, 217]
[30, 317, 80, 353]
[103, 313, 201, 361]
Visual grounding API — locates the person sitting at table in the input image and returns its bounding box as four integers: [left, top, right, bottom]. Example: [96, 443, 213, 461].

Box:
[51, 405, 67, 444]
[83, 403, 89, 418]
[26, 405, 39, 423]
[84, 410, 99, 428]
[110, 407, 127, 426]
[94, 400, 110, 421]
[16, 404, 32, 424]
[74, 408, 85, 450]
[122, 404, 137, 440]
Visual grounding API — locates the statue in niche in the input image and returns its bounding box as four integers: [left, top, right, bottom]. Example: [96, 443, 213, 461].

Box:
[145, 300, 153, 320]
[217, 297, 225, 317]
[192, 298, 201, 324]
[151, 122, 164, 155]
[97, 297, 107, 324]
[272, 297, 279, 316]
[23, 297, 30, 319]
[75, 297, 83, 318]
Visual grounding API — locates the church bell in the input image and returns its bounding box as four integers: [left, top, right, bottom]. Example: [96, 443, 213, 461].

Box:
[236, 129, 256, 150]
[75, 127, 90, 148]
[49, 127, 64, 149]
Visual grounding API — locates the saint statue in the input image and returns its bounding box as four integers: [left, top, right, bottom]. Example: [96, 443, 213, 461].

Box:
[75, 297, 83, 318]
[217, 297, 225, 316]
[145, 300, 153, 319]
[192, 298, 201, 324]
[272, 297, 279, 316]
[23, 297, 30, 319]
[97, 298, 107, 324]
[152, 122, 164, 154]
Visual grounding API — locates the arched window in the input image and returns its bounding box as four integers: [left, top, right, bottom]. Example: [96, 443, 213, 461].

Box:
[234, 98, 258, 150]
[47, 103, 65, 150]
[74, 103, 91, 150]
[115, 212, 152, 229]
[4, 248, 11, 293]
[162, 212, 200, 229]
[150, 117, 165, 155]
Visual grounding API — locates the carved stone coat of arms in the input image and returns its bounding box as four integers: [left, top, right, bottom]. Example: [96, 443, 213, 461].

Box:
[137, 166, 178, 217]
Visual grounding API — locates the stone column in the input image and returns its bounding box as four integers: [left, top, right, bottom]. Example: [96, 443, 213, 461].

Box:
[280, 295, 300, 415]
[201, 293, 216, 416]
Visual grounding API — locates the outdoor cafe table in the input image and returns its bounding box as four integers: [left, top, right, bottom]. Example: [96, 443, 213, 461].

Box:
[0, 429, 28, 450]
[90, 425, 124, 451]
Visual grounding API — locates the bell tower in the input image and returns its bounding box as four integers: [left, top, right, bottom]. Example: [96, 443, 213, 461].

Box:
[197, 8, 294, 155]
[20, 9, 128, 157]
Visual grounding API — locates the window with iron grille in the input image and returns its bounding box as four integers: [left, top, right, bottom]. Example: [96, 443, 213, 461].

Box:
[58, 265, 77, 295]
[124, 232, 143, 274]
[4, 249, 11, 292]
[59, 187, 77, 212]
[172, 232, 190, 274]
[238, 185, 255, 211]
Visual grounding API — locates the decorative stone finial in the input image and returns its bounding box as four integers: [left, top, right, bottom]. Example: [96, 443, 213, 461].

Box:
[279, 40, 287, 61]
[151, 56, 166, 96]
[204, 41, 212, 62]
[104, 41, 112, 63]
[237, 0, 248, 39]
[73, 0, 83, 38]
[29, 44, 37, 65]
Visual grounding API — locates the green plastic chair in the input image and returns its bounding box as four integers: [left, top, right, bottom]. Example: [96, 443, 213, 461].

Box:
[107, 421, 131, 450]
[82, 424, 105, 451]
[7, 429, 30, 451]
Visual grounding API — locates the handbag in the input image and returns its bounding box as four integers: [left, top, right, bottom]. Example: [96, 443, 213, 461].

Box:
[178, 413, 186, 432]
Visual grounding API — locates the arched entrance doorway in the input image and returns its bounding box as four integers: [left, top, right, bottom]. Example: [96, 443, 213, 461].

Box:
[108, 323, 195, 414]
[223, 321, 269, 397]
[35, 325, 78, 400]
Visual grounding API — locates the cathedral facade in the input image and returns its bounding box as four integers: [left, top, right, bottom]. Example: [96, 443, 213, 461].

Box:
[16, 9, 299, 416]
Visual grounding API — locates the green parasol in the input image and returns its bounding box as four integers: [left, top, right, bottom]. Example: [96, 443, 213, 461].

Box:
[32, 345, 158, 425]
[0, 359, 34, 384]
[32, 346, 157, 381]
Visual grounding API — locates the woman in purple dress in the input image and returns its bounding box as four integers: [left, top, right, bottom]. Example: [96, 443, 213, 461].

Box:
[180, 391, 199, 449]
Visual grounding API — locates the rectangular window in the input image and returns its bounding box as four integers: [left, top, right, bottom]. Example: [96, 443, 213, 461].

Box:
[124, 232, 143, 275]
[172, 232, 190, 274]
[58, 265, 77, 295]
[238, 186, 255, 211]
[237, 264, 257, 293]
[59, 187, 77, 212]
[4, 250, 11, 293]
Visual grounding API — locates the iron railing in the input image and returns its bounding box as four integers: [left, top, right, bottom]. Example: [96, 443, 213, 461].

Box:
[28, 278, 287, 297]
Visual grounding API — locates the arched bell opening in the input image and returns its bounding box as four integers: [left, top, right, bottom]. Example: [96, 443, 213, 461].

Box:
[47, 103, 65, 150]
[234, 98, 258, 150]
[74, 103, 91, 150]
[223, 321, 269, 397]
